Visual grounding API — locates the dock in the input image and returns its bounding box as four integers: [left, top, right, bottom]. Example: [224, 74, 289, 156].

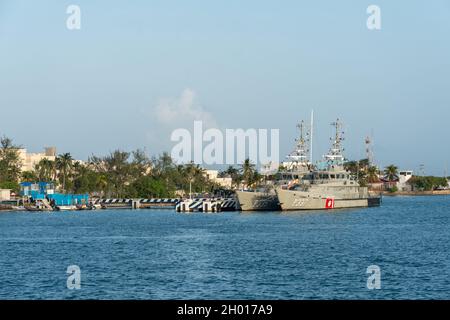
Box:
[92, 198, 238, 212]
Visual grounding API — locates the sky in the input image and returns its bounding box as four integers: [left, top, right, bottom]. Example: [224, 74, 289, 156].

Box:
[1, 0, 449, 175]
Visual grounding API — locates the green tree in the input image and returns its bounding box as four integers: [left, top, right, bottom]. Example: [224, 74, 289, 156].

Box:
[56, 153, 73, 192]
[72, 162, 98, 194]
[21, 170, 37, 182]
[358, 158, 370, 169]
[409, 176, 449, 191]
[127, 176, 168, 198]
[90, 150, 132, 197]
[384, 165, 398, 182]
[34, 158, 56, 182]
[219, 165, 243, 189]
[130, 149, 152, 177]
[0, 136, 22, 183]
[95, 173, 109, 197]
[240, 158, 256, 188]
[367, 166, 380, 183]
[183, 162, 208, 194]
[344, 161, 358, 175]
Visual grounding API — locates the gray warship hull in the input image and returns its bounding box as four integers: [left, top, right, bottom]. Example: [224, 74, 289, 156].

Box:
[235, 190, 280, 211]
[276, 187, 381, 211]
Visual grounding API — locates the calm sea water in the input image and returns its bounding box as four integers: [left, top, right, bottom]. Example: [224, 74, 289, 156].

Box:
[0, 196, 449, 300]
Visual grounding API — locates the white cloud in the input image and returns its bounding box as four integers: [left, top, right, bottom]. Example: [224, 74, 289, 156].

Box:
[144, 88, 220, 155]
[154, 88, 217, 128]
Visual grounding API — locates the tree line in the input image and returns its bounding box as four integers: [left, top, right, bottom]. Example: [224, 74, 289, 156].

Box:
[344, 159, 448, 191]
[28, 151, 219, 198]
[1, 135, 448, 197]
[0, 136, 262, 198]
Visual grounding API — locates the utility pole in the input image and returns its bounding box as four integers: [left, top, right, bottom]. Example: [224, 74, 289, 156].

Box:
[419, 164, 425, 177]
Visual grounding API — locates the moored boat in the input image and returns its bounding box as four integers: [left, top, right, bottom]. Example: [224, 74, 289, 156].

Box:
[236, 119, 312, 211]
[236, 188, 280, 211]
[55, 205, 78, 211]
[276, 119, 382, 211]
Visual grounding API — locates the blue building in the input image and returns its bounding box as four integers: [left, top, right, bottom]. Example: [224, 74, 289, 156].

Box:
[20, 182, 89, 206]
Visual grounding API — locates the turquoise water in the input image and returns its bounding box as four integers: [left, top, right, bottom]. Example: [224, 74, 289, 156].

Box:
[0, 196, 449, 299]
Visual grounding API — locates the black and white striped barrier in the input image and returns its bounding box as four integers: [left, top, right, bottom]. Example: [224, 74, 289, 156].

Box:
[93, 199, 133, 204]
[91, 198, 237, 211]
[92, 198, 179, 209]
[175, 198, 237, 212]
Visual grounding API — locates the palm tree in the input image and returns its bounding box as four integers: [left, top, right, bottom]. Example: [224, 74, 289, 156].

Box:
[344, 161, 358, 174]
[96, 174, 109, 197]
[367, 166, 380, 183]
[106, 150, 131, 197]
[358, 158, 370, 170]
[34, 158, 56, 182]
[21, 171, 37, 182]
[72, 161, 83, 175]
[240, 158, 256, 188]
[56, 153, 73, 192]
[223, 165, 239, 178]
[384, 165, 398, 182]
[219, 166, 242, 189]
[183, 162, 207, 195]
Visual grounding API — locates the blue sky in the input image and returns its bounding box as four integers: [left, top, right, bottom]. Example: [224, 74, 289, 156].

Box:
[1, 1, 449, 175]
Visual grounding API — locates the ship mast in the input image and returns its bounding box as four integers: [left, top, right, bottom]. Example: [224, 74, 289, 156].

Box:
[310, 110, 314, 164]
[286, 120, 310, 166]
[324, 118, 345, 164]
[365, 136, 374, 166]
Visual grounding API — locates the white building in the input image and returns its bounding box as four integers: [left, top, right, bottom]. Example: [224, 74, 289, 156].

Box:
[18, 147, 56, 172]
[0, 189, 11, 201]
[204, 169, 233, 189]
[397, 170, 413, 191]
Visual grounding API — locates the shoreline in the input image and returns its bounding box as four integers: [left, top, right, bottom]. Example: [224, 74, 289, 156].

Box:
[379, 190, 450, 196]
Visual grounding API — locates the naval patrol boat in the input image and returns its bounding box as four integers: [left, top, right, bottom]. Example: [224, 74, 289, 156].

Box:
[276, 119, 382, 211]
[236, 120, 312, 211]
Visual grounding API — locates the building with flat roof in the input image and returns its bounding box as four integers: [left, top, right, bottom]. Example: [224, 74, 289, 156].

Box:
[204, 169, 233, 189]
[18, 147, 56, 172]
[398, 170, 413, 191]
[0, 189, 11, 201]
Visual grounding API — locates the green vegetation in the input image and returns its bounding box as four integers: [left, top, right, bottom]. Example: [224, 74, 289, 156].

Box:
[240, 158, 262, 188]
[218, 166, 241, 188]
[409, 176, 448, 191]
[387, 185, 398, 193]
[384, 165, 399, 182]
[344, 159, 380, 187]
[0, 135, 223, 198]
[77, 151, 218, 198]
[0, 137, 22, 193]
[218, 159, 262, 189]
[2, 133, 448, 197]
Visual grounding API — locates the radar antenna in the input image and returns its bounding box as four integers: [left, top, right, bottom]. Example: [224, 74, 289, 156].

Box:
[324, 118, 345, 164]
[286, 120, 310, 167]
